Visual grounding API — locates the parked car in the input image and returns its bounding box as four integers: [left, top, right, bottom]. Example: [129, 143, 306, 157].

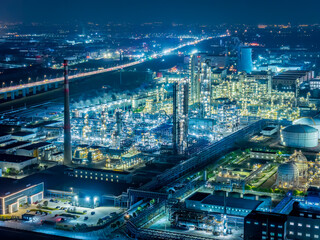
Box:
[91, 211, 95, 215]
[84, 216, 88, 221]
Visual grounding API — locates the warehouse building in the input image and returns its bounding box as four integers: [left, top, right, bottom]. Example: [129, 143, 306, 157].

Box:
[0, 154, 38, 171]
[185, 192, 264, 217]
[11, 131, 36, 141]
[0, 141, 32, 154]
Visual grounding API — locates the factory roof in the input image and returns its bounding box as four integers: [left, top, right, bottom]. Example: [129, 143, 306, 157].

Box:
[22, 165, 132, 197]
[202, 195, 262, 210]
[23, 120, 60, 128]
[262, 126, 277, 131]
[75, 166, 131, 175]
[187, 192, 210, 201]
[11, 131, 35, 137]
[289, 202, 320, 218]
[0, 133, 11, 137]
[187, 192, 262, 210]
[0, 154, 36, 163]
[20, 142, 52, 151]
[246, 210, 287, 222]
[251, 150, 277, 154]
[0, 177, 43, 197]
[0, 141, 31, 150]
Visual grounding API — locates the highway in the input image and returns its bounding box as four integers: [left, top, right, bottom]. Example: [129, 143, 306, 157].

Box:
[0, 36, 215, 95]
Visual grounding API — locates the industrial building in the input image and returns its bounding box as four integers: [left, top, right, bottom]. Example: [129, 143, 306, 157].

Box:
[245, 201, 320, 240]
[185, 192, 264, 217]
[73, 167, 132, 183]
[250, 150, 277, 160]
[0, 178, 44, 214]
[11, 131, 36, 141]
[16, 142, 54, 159]
[0, 154, 38, 171]
[244, 211, 287, 240]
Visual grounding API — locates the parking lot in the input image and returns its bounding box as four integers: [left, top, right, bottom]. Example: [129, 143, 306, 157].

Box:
[17, 198, 124, 228]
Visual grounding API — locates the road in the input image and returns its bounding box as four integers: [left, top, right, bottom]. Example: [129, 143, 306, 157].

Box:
[0, 37, 215, 94]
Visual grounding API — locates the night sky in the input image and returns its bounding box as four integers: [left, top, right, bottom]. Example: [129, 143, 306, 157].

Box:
[1, 0, 320, 24]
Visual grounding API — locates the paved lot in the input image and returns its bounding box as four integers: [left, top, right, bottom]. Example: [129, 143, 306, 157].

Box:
[13, 198, 123, 227]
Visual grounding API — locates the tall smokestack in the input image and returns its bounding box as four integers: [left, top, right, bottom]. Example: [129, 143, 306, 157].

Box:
[172, 82, 178, 155]
[63, 60, 72, 165]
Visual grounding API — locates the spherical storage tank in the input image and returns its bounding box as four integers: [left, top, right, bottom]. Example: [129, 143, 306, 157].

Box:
[277, 161, 299, 185]
[293, 117, 320, 139]
[281, 124, 318, 148]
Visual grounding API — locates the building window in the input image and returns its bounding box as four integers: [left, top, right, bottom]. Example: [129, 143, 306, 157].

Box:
[278, 225, 283, 228]
[315, 225, 319, 229]
[315, 235, 319, 238]
[270, 232, 274, 236]
[106, 179, 108, 181]
[278, 233, 282, 237]
[298, 233, 302, 236]
[262, 231, 266, 235]
[298, 223, 302, 227]
[306, 233, 310, 237]
[289, 231, 294, 235]
[270, 224, 275, 227]
[254, 222, 259, 225]
[246, 221, 251, 224]
[306, 224, 311, 228]
[289, 222, 294, 226]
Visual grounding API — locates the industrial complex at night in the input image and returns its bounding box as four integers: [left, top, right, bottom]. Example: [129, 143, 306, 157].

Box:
[1, 1, 320, 239]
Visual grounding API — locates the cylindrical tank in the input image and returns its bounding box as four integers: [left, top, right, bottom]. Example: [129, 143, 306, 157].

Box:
[238, 47, 253, 73]
[277, 161, 299, 185]
[281, 124, 318, 148]
[293, 117, 320, 139]
[243, 193, 258, 200]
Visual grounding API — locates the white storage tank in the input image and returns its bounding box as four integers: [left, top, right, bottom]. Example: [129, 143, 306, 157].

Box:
[293, 117, 320, 139]
[281, 124, 318, 148]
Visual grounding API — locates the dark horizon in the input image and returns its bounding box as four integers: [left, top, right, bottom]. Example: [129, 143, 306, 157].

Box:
[1, 0, 320, 25]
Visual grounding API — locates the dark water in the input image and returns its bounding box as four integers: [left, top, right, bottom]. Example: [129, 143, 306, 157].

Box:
[0, 55, 183, 111]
